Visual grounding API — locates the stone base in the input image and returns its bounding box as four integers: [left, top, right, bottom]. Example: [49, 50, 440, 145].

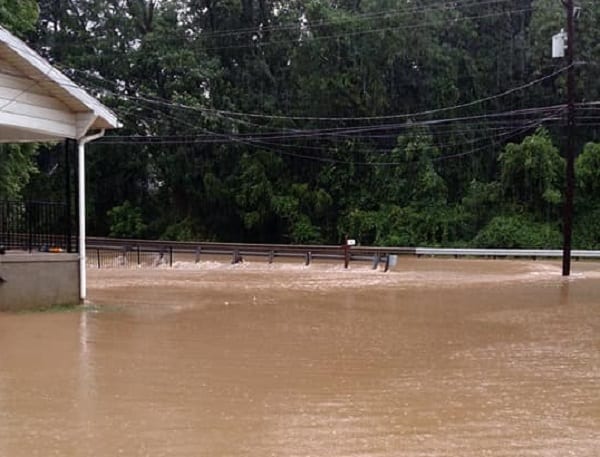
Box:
[0, 252, 80, 311]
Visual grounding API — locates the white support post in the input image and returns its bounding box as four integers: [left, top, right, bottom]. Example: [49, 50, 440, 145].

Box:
[78, 129, 105, 302]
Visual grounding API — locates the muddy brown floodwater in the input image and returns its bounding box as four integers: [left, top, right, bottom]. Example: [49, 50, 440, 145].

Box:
[1, 258, 599, 456]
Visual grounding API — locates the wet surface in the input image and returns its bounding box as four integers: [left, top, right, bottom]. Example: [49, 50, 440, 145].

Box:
[1, 258, 599, 456]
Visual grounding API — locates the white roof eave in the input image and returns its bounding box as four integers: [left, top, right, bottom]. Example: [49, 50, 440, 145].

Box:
[0, 25, 120, 139]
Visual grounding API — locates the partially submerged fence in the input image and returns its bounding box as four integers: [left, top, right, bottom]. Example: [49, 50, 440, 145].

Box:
[86, 238, 413, 271]
[87, 245, 174, 269]
[0, 200, 74, 252]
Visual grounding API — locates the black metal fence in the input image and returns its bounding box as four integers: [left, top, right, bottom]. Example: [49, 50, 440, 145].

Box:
[0, 200, 74, 252]
[87, 246, 173, 269]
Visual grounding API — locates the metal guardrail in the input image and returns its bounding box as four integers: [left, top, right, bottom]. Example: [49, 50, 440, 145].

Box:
[84, 237, 600, 270]
[85, 237, 411, 271]
[415, 248, 600, 259]
[0, 200, 74, 253]
[86, 236, 415, 256]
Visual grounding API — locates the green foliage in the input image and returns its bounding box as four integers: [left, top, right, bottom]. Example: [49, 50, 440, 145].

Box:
[573, 207, 600, 250]
[161, 217, 202, 241]
[273, 183, 331, 243]
[340, 203, 465, 247]
[0, 0, 38, 35]
[576, 142, 600, 197]
[499, 129, 564, 218]
[0, 144, 38, 200]
[473, 215, 561, 249]
[461, 180, 503, 237]
[107, 201, 147, 239]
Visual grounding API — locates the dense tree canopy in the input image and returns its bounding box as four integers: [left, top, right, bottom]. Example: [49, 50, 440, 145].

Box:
[3, 0, 600, 247]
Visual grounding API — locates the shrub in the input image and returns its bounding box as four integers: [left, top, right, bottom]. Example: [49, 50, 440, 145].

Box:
[472, 215, 561, 249]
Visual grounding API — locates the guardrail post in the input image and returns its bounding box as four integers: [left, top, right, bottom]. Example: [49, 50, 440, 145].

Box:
[268, 250, 274, 264]
[232, 249, 243, 264]
[169, 246, 173, 267]
[305, 251, 312, 266]
[195, 246, 201, 263]
[97, 248, 100, 269]
[344, 244, 350, 269]
[137, 245, 140, 266]
[384, 254, 390, 273]
[372, 254, 380, 270]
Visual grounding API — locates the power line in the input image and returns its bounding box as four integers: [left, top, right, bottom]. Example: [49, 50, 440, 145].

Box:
[92, 107, 564, 171]
[94, 105, 564, 144]
[62, 64, 570, 124]
[195, 0, 517, 39]
[201, 6, 535, 51]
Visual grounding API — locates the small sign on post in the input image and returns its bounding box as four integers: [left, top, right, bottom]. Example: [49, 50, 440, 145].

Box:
[343, 236, 355, 269]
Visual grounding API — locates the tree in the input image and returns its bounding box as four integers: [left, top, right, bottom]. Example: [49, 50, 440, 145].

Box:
[107, 200, 147, 238]
[0, 0, 38, 35]
[498, 128, 564, 219]
[0, 144, 38, 200]
[22, 0, 600, 247]
[573, 142, 600, 249]
[576, 142, 600, 198]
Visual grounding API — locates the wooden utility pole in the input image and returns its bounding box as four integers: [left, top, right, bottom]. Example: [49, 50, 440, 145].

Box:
[562, 0, 576, 276]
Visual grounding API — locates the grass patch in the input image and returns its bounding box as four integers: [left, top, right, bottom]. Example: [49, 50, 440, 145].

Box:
[4, 301, 124, 314]
[11, 302, 81, 314]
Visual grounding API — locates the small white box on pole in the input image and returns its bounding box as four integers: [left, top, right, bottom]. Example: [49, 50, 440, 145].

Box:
[552, 29, 567, 58]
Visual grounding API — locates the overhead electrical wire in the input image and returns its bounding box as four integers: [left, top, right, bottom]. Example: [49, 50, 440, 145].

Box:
[194, 0, 519, 39]
[94, 105, 565, 144]
[92, 108, 564, 171]
[65, 66, 566, 162]
[61, 64, 571, 124]
[200, 6, 536, 51]
[233, 116, 557, 167]
[3, 24, 574, 166]
[2, 1, 593, 171]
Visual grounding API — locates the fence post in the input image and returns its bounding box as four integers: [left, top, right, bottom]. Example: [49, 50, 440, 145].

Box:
[27, 202, 33, 253]
[120, 246, 128, 267]
[372, 254, 380, 270]
[65, 140, 73, 253]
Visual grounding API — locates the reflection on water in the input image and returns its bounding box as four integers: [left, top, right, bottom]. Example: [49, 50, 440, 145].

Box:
[0, 258, 599, 456]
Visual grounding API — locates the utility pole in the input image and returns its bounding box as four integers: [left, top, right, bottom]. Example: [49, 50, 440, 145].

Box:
[562, 0, 576, 276]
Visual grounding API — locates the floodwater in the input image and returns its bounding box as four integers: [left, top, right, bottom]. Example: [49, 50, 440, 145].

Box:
[1, 258, 599, 456]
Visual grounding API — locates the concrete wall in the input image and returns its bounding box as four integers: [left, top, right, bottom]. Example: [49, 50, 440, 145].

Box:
[0, 253, 79, 311]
